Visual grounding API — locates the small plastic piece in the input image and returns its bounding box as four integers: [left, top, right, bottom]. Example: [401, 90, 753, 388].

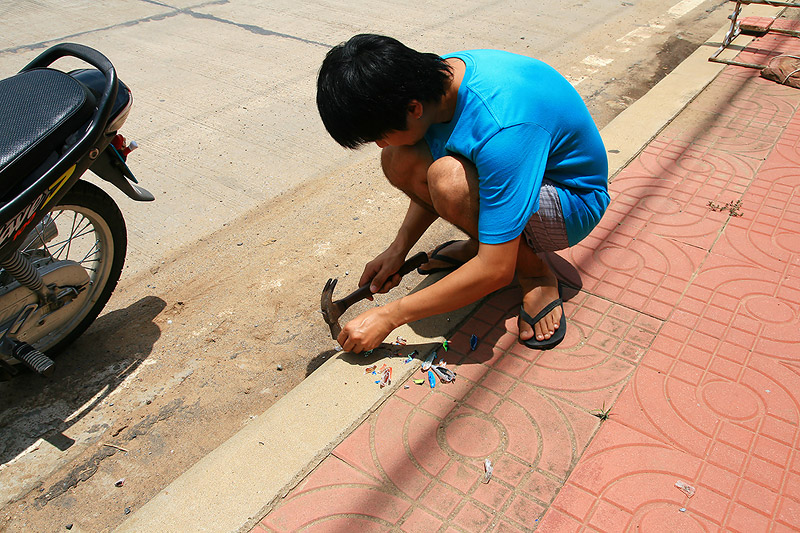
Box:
[483, 458, 493, 484]
[432, 365, 456, 383]
[115, 478, 125, 487]
[442, 340, 449, 351]
[379, 367, 392, 388]
[470, 334, 479, 351]
[414, 379, 425, 385]
[675, 480, 696, 498]
[428, 370, 436, 388]
[392, 336, 407, 346]
[365, 365, 377, 374]
[422, 351, 436, 371]
[363, 349, 374, 357]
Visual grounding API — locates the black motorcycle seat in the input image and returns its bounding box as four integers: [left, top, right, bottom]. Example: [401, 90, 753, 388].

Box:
[0, 68, 94, 189]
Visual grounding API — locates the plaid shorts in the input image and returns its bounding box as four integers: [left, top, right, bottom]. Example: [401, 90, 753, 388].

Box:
[522, 179, 570, 253]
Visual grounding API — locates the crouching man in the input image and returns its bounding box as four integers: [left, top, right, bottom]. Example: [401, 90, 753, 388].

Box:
[316, 34, 609, 353]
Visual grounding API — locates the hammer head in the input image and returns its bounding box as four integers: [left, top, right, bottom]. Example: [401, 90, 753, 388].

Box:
[320, 277, 343, 340]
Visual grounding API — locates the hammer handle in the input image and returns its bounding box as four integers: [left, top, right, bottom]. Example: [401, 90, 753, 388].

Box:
[335, 251, 429, 308]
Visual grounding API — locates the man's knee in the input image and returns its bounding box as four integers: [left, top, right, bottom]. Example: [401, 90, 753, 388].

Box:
[380, 144, 431, 191]
[427, 155, 476, 222]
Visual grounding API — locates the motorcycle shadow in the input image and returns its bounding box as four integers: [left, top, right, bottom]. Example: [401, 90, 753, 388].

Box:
[0, 295, 166, 465]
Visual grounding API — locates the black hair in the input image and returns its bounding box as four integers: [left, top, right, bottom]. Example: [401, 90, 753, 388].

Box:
[316, 34, 452, 149]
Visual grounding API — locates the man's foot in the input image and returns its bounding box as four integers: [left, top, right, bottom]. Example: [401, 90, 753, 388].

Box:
[518, 270, 564, 349]
[418, 239, 478, 275]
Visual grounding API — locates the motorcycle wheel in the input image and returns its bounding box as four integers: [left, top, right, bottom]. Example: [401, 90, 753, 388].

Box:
[23, 180, 127, 354]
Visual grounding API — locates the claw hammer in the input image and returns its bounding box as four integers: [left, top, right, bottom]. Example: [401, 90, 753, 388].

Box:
[320, 251, 429, 340]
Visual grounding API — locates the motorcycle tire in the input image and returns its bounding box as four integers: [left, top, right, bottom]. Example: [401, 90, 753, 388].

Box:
[24, 180, 127, 355]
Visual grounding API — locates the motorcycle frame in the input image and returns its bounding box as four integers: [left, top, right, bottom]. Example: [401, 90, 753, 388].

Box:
[0, 43, 119, 264]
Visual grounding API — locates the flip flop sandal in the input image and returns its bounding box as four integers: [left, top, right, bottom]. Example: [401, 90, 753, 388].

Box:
[417, 239, 467, 275]
[517, 298, 566, 350]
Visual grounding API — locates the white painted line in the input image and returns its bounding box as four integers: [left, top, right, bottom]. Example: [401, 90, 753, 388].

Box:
[583, 55, 614, 67]
[65, 384, 110, 423]
[568, 0, 706, 89]
[618, 25, 662, 45]
[0, 439, 44, 469]
[668, 0, 706, 18]
[565, 75, 587, 87]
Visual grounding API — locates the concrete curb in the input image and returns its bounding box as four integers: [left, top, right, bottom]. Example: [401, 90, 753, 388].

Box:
[114, 5, 782, 532]
[115, 274, 479, 533]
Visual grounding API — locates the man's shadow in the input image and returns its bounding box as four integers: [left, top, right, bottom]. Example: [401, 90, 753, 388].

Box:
[408, 251, 583, 339]
[304, 252, 583, 375]
[0, 296, 165, 464]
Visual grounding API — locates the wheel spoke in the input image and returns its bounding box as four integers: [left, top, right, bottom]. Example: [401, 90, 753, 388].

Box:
[45, 211, 96, 261]
[79, 240, 102, 266]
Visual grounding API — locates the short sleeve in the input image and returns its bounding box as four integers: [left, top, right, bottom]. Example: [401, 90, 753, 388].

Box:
[474, 123, 552, 244]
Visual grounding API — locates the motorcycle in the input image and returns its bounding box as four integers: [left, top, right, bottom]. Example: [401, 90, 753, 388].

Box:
[0, 43, 153, 379]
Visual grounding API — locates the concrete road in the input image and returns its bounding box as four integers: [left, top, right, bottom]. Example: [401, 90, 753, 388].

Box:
[0, 1, 735, 530]
[1, 0, 729, 276]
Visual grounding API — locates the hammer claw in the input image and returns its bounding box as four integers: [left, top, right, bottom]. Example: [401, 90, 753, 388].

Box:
[320, 277, 338, 324]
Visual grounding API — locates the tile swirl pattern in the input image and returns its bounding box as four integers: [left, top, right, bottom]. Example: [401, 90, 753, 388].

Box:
[259, 289, 657, 532]
[541, 31, 800, 532]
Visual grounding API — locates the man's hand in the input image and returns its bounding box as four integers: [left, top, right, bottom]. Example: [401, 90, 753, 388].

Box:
[337, 307, 397, 353]
[359, 246, 407, 299]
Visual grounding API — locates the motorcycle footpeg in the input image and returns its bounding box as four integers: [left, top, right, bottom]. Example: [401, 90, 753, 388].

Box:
[11, 341, 54, 377]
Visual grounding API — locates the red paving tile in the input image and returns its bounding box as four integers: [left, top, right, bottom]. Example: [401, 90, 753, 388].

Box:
[254, 29, 800, 533]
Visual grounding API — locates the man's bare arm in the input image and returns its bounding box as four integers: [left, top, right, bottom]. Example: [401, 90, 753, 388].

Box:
[360, 199, 439, 292]
[339, 237, 520, 352]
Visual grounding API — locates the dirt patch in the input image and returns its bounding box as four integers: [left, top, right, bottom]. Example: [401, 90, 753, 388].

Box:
[0, 155, 458, 532]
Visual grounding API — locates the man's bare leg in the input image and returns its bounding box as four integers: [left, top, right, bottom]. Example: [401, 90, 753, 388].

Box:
[382, 144, 562, 342]
[419, 239, 479, 271]
[381, 143, 478, 270]
[516, 244, 562, 342]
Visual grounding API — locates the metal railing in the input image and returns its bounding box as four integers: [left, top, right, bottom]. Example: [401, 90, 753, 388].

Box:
[709, 0, 800, 68]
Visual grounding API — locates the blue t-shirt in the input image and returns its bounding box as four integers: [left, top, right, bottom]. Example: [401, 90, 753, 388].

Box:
[424, 50, 609, 245]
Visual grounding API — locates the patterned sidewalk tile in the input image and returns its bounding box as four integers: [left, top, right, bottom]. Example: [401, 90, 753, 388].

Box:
[674, 68, 799, 161]
[546, 73, 786, 321]
[602, 137, 759, 250]
[711, 136, 800, 275]
[538, 31, 800, 532]
[542, 253, 800, 531]
[551, 221, 706, 321]
[259, 287, 662, 532]
[736, 21, 800, 70]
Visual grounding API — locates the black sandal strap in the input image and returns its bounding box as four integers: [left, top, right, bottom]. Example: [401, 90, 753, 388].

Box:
[519, 298, 563, 327]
